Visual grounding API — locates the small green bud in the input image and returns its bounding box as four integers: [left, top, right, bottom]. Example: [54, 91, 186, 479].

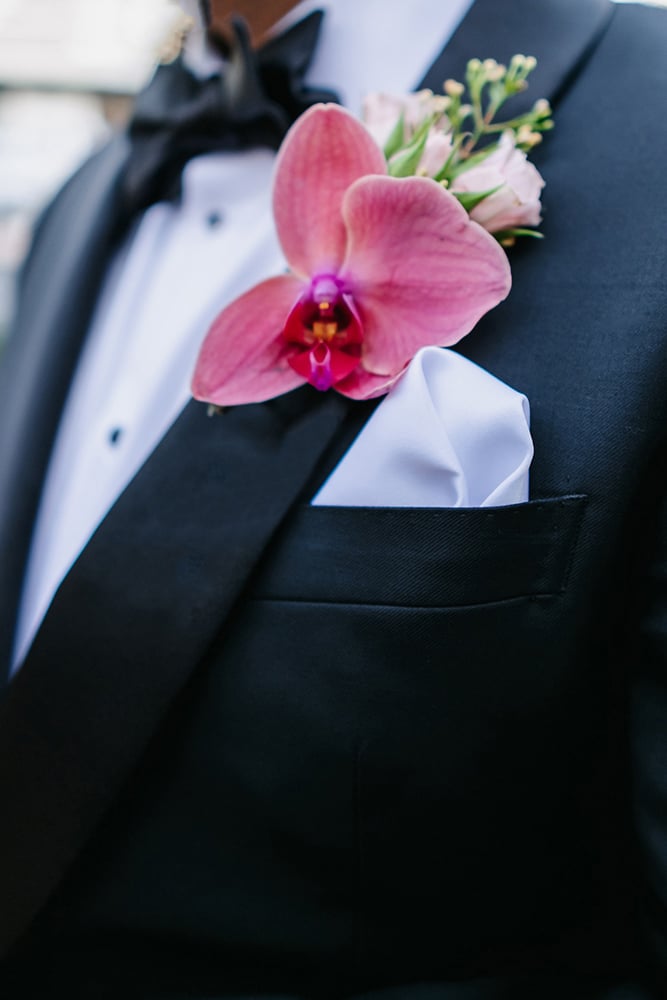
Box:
[444, 78, 465, 98]
[517, 124, 542, 147]
[431, 94, 452, 114]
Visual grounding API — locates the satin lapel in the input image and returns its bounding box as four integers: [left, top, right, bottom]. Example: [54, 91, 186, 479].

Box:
[419, 0, 613, 102]
[419, 0, 615, 497]
[0, 388, 350, 958]
[0, 136, 130, 683]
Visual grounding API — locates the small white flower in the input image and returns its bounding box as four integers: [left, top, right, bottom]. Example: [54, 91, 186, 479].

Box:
[452, 131, 545, 233]
[363, 90, 453, 178]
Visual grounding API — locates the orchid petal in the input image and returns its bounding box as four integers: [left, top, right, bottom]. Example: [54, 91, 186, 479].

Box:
[191, 275, 305, 406]
[340, 175, 511, 375]
[273, 104, 387, 278]
[335, 365, 406, 401]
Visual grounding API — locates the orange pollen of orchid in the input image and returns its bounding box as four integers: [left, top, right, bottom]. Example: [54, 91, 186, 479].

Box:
[312, 319, 339, 341]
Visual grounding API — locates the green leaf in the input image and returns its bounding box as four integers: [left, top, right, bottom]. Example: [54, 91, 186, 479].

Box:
[495, 227, 544, 240]
[452, 185, 503, 212]
[449, 143, 496, 178]
[388, 128, 429, 177]
[383, 114, 405, 160]
[433, 132, 468, 183]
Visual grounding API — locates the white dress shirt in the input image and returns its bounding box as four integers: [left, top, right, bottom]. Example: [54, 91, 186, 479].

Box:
[12, 0, 475, 673]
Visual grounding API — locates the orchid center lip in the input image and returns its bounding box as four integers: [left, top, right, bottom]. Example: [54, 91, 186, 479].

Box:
[305, 275, 350, 342]
[281, 273, 364, 391]
[283, 274, 363, 350]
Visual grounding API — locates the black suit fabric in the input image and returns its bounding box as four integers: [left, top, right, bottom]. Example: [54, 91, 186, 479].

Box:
[1, 0, 667, 997]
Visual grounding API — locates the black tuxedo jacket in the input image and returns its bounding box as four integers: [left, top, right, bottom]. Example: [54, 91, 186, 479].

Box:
[1, 0, 667, 996]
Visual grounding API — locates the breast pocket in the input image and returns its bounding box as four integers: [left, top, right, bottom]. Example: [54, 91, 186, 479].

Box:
[247, 494, 591, 968]
[252, 493, 588, 608]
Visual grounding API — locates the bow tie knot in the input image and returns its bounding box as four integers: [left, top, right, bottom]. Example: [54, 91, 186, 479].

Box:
[121, 10, 338, 218]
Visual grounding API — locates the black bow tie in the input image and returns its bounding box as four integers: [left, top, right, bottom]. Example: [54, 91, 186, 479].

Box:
[120, 9, 338, 218]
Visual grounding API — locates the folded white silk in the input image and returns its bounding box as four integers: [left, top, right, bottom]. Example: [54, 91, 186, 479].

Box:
[312, 347, 533, 508]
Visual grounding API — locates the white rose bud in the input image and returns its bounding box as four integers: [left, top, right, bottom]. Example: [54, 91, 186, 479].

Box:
[452, 131, 545, 233]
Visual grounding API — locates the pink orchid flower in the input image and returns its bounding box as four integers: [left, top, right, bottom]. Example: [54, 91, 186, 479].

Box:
[192, 104, 511, 405]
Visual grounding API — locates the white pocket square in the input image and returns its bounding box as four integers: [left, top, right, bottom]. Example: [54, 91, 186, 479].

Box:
[312, 346, 533, 508]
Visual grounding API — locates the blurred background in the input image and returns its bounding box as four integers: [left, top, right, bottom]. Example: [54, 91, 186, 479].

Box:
[0, 0, 184, 342]
[0, 0, 665, 345]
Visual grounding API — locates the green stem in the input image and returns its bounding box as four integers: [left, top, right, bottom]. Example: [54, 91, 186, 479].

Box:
[483, 113, 533, 133]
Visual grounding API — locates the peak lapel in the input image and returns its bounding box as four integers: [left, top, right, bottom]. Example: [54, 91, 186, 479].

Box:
[0, 137, 130, 682]
[0, 387, 350, 958]
[419, 0, 613, 106]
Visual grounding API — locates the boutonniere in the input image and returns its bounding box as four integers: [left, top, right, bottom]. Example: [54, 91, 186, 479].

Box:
[192, 56, 552, 407]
